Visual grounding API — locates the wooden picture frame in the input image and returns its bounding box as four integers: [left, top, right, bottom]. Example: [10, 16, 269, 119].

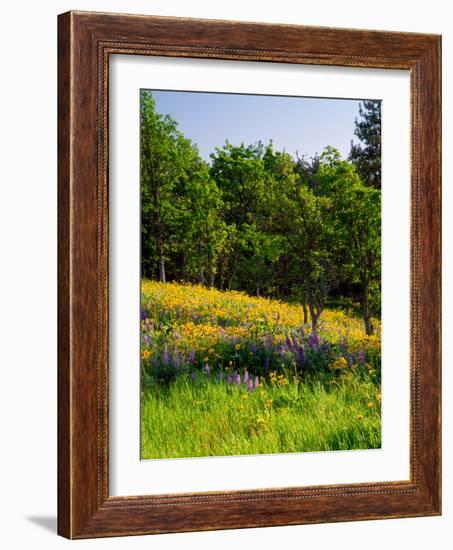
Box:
[58, 10, 441, 539]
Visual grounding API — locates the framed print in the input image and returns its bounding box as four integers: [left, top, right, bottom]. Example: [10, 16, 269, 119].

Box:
[58, 11, 441, 538]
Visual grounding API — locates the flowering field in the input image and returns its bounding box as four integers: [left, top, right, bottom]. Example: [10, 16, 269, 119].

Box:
[140, 281, 381, 458]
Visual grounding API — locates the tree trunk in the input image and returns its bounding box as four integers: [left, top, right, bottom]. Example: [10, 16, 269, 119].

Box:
[152, 187, 166, 283]
[360, 284, 373, 335]
[156, 232, 165, 283]
[308, 302, 319, 334]
[302, 303, 308, 325]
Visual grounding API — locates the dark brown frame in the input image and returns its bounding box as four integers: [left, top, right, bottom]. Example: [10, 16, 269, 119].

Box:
[58, 10, 441, 539]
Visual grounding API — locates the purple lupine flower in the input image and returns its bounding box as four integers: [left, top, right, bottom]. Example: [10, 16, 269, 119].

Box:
[162, 345, 169, 365]
[285, 334, 292, 349]
[358, 350, 366, 364]
[191, 371, 197, 381]
[204, 364, 211, 377]
[264, 357, 270, 373]
[308, 332, 320, 349]
[233, 370, 241, 385]
[296, 347, 305, 365]
[188, 348, 195, 364]
[226, 373, 232, 384]
[140, 309, 147, 321]
[216, 371, 222, 381]
[247, 379, 254, 392]
[243, 369, 249, 384]
[254, 376, 259, 389]
[160, 308, 166, 319]
[249, 343, 257, 355]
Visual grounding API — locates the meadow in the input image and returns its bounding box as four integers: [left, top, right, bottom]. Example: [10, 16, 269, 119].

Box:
[140, 281, 381, 459]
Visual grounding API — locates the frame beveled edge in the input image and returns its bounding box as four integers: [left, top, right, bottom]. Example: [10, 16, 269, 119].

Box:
[57, 10, 441, 539]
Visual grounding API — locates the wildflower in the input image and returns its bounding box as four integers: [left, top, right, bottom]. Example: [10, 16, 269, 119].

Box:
[247, 379, 254, 392]
[204, 364, 211, 377]
[233, 370, 241, 385]
[356, 414, 363, 421]
[367, 401, 374, 408]
[254, 376, 259, 389]
[377, 392, 382, 402]
[235, 343, 241, 350]
[188, 348, 195, 364]
[264, 399, 273, 409]
[226, 373, 232, 384]
[241, 394, 248, 401]
[308, 332, 320, 349]
[216, 371, 222, 381]
[243, 369, 249, 384]
[162, 345, 169, 365]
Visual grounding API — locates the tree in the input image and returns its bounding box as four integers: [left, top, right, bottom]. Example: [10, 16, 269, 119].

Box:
[141, 91, 182, 281]
[285, 181, 336, 333]
[175, 161, 229, 287]
[348, 100, 382, 190]
[315, 148, 381, 335]
[141, 91, 209, 282]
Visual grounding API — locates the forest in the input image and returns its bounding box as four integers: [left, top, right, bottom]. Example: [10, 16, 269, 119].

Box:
[140, 91, 381, 335]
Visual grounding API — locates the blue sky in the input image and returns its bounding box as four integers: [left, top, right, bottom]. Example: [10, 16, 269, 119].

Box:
[150, 90, 364, 163]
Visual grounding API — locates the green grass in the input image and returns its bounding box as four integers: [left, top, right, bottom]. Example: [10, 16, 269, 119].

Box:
[141, 373, 381, 459]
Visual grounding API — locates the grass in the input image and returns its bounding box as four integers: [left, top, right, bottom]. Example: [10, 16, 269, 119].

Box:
[141, 371, 381, 459]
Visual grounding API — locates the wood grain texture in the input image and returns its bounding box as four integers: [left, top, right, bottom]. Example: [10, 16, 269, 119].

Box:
[57, 10, 441, 539]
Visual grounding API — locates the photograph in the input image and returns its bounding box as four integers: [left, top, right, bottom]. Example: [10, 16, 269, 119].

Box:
[139, 89, 382, 460]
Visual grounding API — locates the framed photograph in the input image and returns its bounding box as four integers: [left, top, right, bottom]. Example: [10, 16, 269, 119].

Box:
[58, 11, 441, 538]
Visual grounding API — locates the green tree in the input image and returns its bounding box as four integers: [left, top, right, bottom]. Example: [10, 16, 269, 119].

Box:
[141, 90, 187, 281]
[316, 147, 381, 334]
[348, 100, 382, 190]
[286, 181, 337, 333]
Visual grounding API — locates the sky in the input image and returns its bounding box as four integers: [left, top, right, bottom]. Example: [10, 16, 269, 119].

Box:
[149, 90, 365, 163]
